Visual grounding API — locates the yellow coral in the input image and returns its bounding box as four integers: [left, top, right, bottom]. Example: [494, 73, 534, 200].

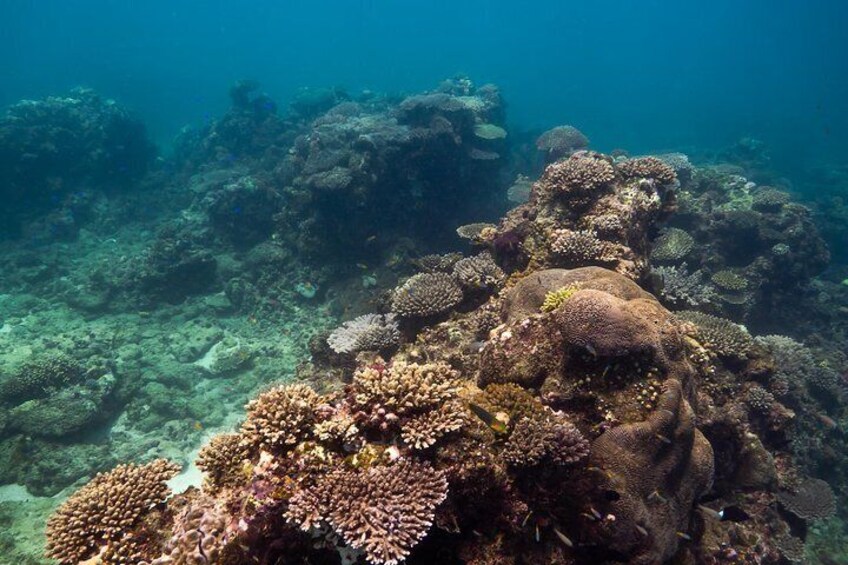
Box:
[541, 284, 580, 312]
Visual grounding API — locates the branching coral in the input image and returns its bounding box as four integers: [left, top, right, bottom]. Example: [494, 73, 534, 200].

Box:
[352, 361, 462, 419]
[710, 269, 748, 292]
[651, 227, 694, 262]
[548, 228, 606, 263]
[45, 459, 180, 564]
[239, 383, 322, 454]
[327, 313, 400, 354]
[196, 433, 250, 491]
[391, 273, 463, 318]
[149, 493, 238, 565]
[414, 252, 464, 273]
[536, 152, 616, 195]
[286, 459, 448, 565]
[501, 410, 589, 467]
[452, 252, 505, 292]
[652, 263, 717, 308]
[616, 156, 677, 185]
[677, 310, 753, 358]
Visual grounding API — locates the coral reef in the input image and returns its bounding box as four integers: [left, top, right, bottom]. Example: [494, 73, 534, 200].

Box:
[45, 459, 180, 564]
[391, 272, 464, 318]
[327, 313, 400, 355]
[493, 151, 676, 278]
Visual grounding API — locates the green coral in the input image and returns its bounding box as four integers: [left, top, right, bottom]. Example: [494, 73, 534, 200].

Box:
[541, 285, 580, 312]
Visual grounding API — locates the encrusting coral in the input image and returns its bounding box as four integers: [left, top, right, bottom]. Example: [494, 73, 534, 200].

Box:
[45, 459, 180, 564]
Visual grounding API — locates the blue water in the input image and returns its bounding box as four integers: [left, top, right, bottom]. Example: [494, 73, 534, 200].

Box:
[3, 0, 847, 180]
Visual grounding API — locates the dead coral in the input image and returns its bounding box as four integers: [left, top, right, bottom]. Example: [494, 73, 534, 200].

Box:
[286, 459, 448, 565]
[391, 272, 463, 318]
[45, 459, 180, 564]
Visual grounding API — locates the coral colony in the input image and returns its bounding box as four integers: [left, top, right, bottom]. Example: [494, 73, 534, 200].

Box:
[0, 76, 846, 564]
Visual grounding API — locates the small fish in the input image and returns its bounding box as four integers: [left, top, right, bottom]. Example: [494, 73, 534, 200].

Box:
[521, 511, 534, 527]
[553, 528, 573, 548]
[193, 421, 203, 431]
[589, 507, 602, 520]
[817, 413, 838, 429]
[469, 403, 509, 434]
[676, 531, 692, 541]
[697, 504, 723, 520]
[580, 512, 597, 521]
[655, 433, 672, 445]
[356, 263, 369, 270]
[635, 524, 649, 537]
[365, 235, 377, 243]
[535, 524, 540, 543]
[584, 343, 597, 357]
[648, 490, 668, 504]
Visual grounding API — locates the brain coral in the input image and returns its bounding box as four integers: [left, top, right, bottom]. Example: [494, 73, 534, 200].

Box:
[286, 459, 448, 565]
[391, 272, 463, 317]
[46, 459, 180, 564]
[587, 379, 714, 564]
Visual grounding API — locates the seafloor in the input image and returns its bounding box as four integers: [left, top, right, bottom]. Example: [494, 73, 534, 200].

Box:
[0, 78, 847, 564]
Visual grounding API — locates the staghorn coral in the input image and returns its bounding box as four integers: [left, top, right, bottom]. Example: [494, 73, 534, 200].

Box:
[587, 379, 714, 565]
[452, 252, 506, 292]
[536, 151, 616, 195]
[676, 310, 753, 358]
[777, 478, 837, 521]
[286, 459, 448, 565]
[239, 383, 322, 454]
[327, 313, 400, 354]
[391, 272, 463, 318]
[651, 227, 694, 262]
[195, 433, 250, 492]
[652, 263, 717, 308]
[535, 125, 589, 161]
[616, 156, 677, 185]
[45, 459, 180, 564]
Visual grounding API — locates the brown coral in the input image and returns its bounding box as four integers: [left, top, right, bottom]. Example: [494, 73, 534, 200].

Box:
[286, 459, 448, 565]
[352, 361, 462, 418]
[536, 152, 616, 195]
[535, 125, 589, 160]
[452, 251, 505, 292]
[149, 493, 239, 565]
[401, 402, 467, 450]
[196, 433, 250, 491]
[391, 272, 463, 318]
[239, 383, 322, 454]
[677, 310, 753, 358]
[587, 379, 714, 564]
[501, 410, 589, 467]
[777, 478, 837, 520]
[617, 156, 677, 185]
[45, 459, 181, 564]
[548, 228, 607, 264]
